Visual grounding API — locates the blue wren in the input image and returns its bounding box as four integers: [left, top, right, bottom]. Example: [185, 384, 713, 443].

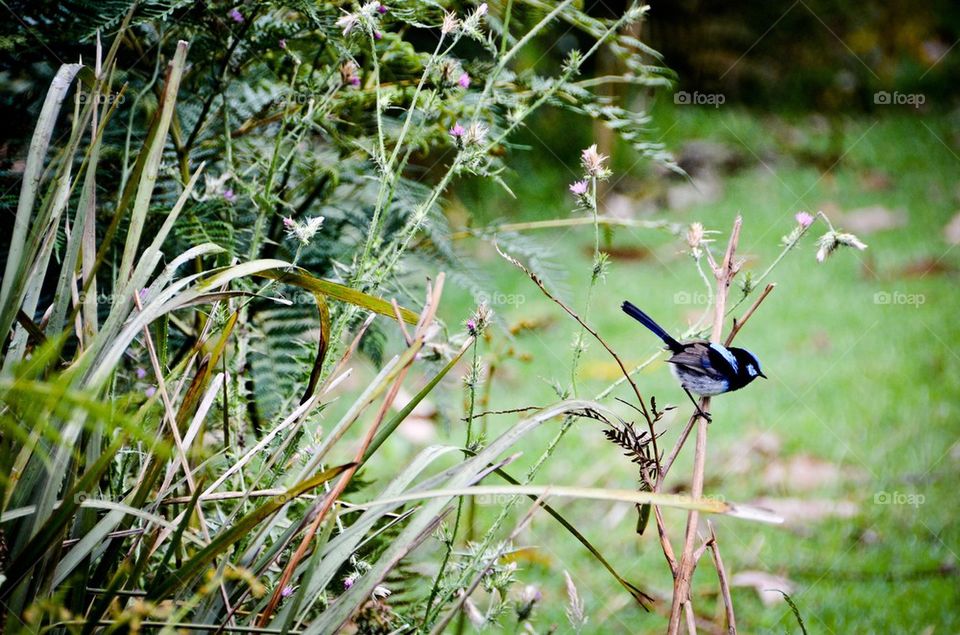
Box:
[621, 301, 765, 420]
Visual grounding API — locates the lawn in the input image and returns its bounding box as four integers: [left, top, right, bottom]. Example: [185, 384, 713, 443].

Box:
[354, 106, 960, 632]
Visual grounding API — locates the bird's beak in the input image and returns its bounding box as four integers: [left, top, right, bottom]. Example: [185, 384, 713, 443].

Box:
[758, 371, 767, 379]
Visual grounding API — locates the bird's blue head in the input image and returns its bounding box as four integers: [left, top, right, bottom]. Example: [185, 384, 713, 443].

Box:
[730, 347, 766, 385]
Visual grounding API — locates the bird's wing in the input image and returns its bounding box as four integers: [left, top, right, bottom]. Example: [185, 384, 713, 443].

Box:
[666, 342, 728, 380]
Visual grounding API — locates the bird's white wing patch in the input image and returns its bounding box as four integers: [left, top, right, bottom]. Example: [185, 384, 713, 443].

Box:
[709, 342, 739, 373]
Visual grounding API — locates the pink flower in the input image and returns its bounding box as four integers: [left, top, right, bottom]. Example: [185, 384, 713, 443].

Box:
[458, 72, 471, 89]
[228, 8, 244, 23]
[145, 386, 156, 398]
[350, 76, 360, 86]
[223, 189, 237, 203]
[795, 211, 814, 227]
[283, 217, 296, 229]
[374, 31, 383, 40]
[378, 4, 388, 14]
[569, 180, 589, 196]
[135, 367, 147, 380]
[466, 319, 477, 335]
[580, 144, 609, 178]
[344, 577, 354, 589]
[279, 38, 287, 49]
[281, 585, 294, 598]
[450, 122, 466, 138]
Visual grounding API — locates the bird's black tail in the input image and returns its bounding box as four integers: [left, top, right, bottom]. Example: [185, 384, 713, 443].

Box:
[621, 301, 682, 352]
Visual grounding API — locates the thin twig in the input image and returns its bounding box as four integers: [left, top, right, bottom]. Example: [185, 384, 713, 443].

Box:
[495, 244, 661, 475]
[707, 520, 737, 634]
[724, 284, 775, 347]
[461, 405, 544, 420]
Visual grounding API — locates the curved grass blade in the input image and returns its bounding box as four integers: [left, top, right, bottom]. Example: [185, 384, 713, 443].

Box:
[255, 269, 419, 324]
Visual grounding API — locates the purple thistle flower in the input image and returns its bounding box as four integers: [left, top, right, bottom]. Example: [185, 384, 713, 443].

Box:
[466, 319, 477, 334]
[283, 217, 296, 229]
[145, 386, 156, 398]
[135, 367, 147, 380]
[281, 585, 294, 598]
[569, 180, 589, 196]
[378, 4, 388, 14]
[795, 211, 814, 227]
[344, 577, 354, 589]
[458, 72, 471, 89]
[228, 8, 244, 23]
[350, 76, 361, 86]
[450, 122, 466, 138]
[223, 189, 237, 203]
[374, 30, 383, 40]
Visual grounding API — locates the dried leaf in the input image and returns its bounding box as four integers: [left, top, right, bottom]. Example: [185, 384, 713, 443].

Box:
[943, 211, 960, 245]
[730, 570, 795, 606]
[839, 205, 906, 234]
[751, 497, 859, 525]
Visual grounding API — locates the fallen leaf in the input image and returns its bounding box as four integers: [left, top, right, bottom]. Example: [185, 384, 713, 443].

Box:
[392, 388, 437, 444]
[396, 416, 436, 444]
[894, 257, 956, 278]
[839, 206, 906, 234]
[675, 140, 745, 176]
[944, 211, 960, 245]
[763, 454, 858, 491]
[858, 169, 893, 192]
[582, 244, 651, 261]
[666, 174, 723, 211]
[718, 430, 781, 477]
[751, 497, 859, 525]
[392, 387, 437, 419]
[730, 570, 795, 606]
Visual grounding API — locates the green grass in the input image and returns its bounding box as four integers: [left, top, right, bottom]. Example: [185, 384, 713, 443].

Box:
[373, 107, 960, 632]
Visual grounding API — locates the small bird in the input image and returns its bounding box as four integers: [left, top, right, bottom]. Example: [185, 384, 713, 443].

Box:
[622, 300, 765, 419]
